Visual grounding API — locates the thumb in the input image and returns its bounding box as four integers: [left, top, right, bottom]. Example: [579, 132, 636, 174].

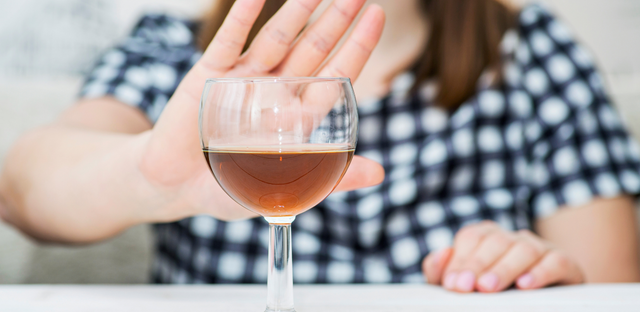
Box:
[423, 247, 453, 285]
[333, 156, 384, 192]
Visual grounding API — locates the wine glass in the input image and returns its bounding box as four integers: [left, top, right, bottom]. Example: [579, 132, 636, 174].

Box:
[199, 77, 358, 312]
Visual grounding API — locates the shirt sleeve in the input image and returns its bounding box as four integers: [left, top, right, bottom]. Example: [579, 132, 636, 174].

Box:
[515, 5, 640, 219]
[79, 14, 200, 123]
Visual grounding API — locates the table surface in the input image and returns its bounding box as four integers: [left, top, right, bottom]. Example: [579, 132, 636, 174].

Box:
[2, 284, 640, 312]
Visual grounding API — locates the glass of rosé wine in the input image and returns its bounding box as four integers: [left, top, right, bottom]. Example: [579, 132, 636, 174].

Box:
[199, 77, 357, 312]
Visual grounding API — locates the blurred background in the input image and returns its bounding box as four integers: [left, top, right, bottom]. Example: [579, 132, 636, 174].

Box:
[0, 0, 639, 284]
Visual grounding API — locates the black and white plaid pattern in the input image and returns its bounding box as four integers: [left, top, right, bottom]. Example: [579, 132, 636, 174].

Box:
[80, 4, 640, 284]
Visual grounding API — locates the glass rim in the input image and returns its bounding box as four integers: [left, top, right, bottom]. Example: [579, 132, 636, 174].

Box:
[205, 76, 350, 84]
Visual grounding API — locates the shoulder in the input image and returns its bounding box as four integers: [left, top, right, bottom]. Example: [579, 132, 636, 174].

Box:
[506, 3, 606, 106]
[80, 14, 200, 122]
[513, 3, 593, 68]
[518, 3, 559, 27]
[126, 13, 198, 48]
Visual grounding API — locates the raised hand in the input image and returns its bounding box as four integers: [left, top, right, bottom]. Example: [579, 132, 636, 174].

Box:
[422, 221, 584, 292]
[139, 0, 386, 221]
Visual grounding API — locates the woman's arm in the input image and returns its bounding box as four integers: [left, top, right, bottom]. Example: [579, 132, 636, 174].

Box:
[0, 0, 386, 244]
[0, 98, 159, 243]
[0, 97, 210, 243]
[536, 196, 640, 283]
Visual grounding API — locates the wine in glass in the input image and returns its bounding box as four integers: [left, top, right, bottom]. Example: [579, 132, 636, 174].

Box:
[199, 77, 358, 312]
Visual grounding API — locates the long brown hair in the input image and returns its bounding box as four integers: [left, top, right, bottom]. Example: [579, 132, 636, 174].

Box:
[197, 0, 517, 110]
[415, 0, 516, 109]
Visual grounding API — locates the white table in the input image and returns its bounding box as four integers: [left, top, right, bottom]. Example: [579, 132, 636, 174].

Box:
[1, 284, 639, 311]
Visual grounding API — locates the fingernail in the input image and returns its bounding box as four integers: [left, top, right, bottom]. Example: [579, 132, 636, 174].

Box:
[478, 273, 499, 292]
[517, 273, 534, 289]
[455, 271, 475, 292]
[443, 272, 457, 290]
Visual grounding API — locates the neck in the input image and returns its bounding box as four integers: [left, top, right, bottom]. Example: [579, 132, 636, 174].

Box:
[309, 0, 430, 99]
[366, 0, 428, 48]
[351, 0, 428, 99]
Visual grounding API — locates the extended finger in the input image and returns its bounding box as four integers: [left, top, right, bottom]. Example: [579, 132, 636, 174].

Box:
[516, 251, 584, 290]
[422, 248, 453, 285]
[199, 0, 266, 72]
[477, 238, 548, 293]
[240, 0, 323, 72]
[156, 0, 264, 171]
[451, 232, 515, 292]
[442, 221, 499, 290]
[333, 155, 384, 192]
[316, 4, 385, 81]
[277, 0, 367, 77]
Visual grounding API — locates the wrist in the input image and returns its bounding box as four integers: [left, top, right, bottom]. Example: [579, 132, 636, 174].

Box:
[127, 130, 203, 224]
[115, 131, 189, 225]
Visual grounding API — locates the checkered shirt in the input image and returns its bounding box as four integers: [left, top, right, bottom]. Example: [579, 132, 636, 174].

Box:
[80, 4, 640, 284]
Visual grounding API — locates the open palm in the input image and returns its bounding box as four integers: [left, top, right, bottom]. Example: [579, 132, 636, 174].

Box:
[138, 0, 386, 221]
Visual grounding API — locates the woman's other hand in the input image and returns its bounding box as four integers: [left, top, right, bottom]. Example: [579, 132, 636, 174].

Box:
[140, 0, 386, 221]
[422, 221, 584, 292]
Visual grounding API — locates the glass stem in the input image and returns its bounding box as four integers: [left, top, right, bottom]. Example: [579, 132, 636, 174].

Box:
[264, 216, 296, 312]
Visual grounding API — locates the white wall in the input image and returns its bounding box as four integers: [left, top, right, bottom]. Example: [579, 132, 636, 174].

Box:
[0, 0, 639, 283]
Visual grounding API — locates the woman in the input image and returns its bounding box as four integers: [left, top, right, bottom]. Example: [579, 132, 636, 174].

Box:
[1, 0, 639, 293]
